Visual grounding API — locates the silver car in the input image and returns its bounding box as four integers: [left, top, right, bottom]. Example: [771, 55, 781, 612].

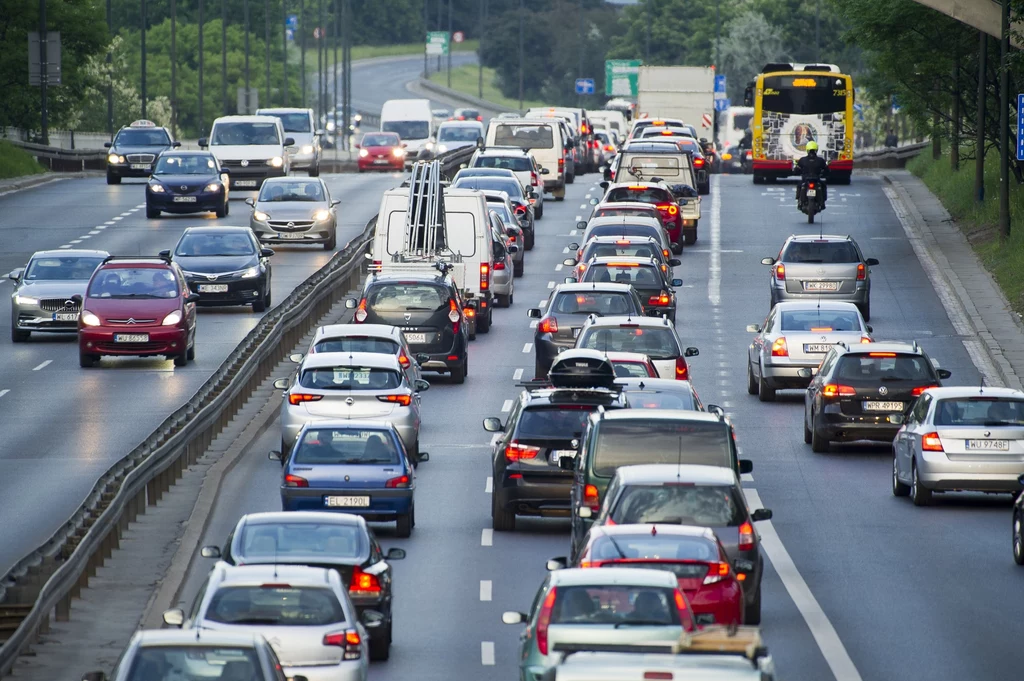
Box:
[290, 323, 426, 385]
[275, 351, 427, 459]
[761, 234, 879, 320]
[9, 249, 109, 342]
[435, 120, 485, 154]
[482, 191, 526, 275]
[468, 147, 547, 218]
[893, 386, 1024, 505]
[488, 217, 516, 308]
[248, 176, 339, 250]
[164, 564, 370, 681]
[256, 107, 324, 176]
[745, 300, 872, 401]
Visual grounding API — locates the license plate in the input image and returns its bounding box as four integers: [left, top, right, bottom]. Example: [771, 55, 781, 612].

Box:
[804, 281, 839, 291]
[862, 401, 903, 412]
[114, 333, 149, 343]
[130, 163, 150, 170]
[324, 495, 370, 507]
[405, 333, 427, 344]
[276, 232, 305, 239]
[803, 343, 832, 353]
[234, 180, 258, 187]
[966, 439, 1010, 451]
[806, 189, 817, 197]
[373, 159, 390, 164]
[172, 195, 197, 203]
[52, 312, 78, 322]
[549, 449, 576, 466]
[198, 284, 228, 293]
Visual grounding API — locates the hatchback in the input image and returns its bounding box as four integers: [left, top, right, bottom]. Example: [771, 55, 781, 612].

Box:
[483, 194, 526, 276]
[616, 377, 705, 411]
[292, 323, 426, 385]
[248, 177, 340, 250]
[575, 315, 698, 381]
[356, 132, 406, 172]
[573, 216, 672, 262]
[164, 226, 274, 312]
[575, 257, 682, 322]
[566, 236, 677, 282]
[451, 175, 537, 249]
[598, 182, 685, 252]
[605, 351, 658, 378]
[9, 249, 108, 342]
[468, 147, 547, 218]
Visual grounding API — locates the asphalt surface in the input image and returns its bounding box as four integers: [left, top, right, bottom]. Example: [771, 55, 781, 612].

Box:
[347, 53, 478, 114]
[172, 171, 1024, 681]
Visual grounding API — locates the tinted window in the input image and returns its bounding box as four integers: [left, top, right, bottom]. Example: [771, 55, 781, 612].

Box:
[582, 264, 663, 287]
[206, 586, 344, 626]
[453, 178, 524, 199]
[238, 521, 369, 562]
[493, 124, 554, 149]
[589, 534, 719, 561]
[731, 113, 753, 130]
[625, 390, 696, 410]
[125, 647, 260, 681]
[933, 398, 1024, 426]
[779, 309, 861, 332]
[258, 180, 324, 202]
[782, 241, 859, 263]
[438, 126, 481, 142]
[87, 267, 179, 298]
[367, 283, 447, 311]
[834, 354, 934, 382]
[550, 585, 681, 626]
[115, 129, 171, 146]
[617, 157, 685, 180]
[613, 362, 653, 378]
[25, 256, 104, 281]
[313, 337, 399, 354]
[362, 133, 400, 146]
[211, 122, 280, 145]
[266, 112, 311, 132]
[762, 75, 848, 115]
[299, 366, 402, 390]
[476, 156, 533, 171]
[594, 207, 659, 220]
[588, 225, 661, 241]
[611, 484, 745, 526]
[382, 120, 430, 140]
[551, 292, 635, 315]
[579, 327, 679, 360]
[516, 405, 595, 439]
[155, 155, 217, 174]
[295, 427, 401, 464]
[593, 420, 731, 475]
[488, 203, 516, 225]
[605, 187, 673, 204]
[175, 232, 255, 256]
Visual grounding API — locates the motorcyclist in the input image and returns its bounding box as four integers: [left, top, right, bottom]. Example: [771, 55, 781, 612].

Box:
[794, 140, 829, 208]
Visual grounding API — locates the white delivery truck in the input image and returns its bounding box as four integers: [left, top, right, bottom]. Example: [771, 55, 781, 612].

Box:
[636, 66, 715, 139]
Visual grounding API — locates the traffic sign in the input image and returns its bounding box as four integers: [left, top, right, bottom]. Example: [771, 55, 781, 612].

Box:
[714, 98, 730, 112]
[575, 78, 595, 96]
[285, 14, 297, 41]
[714, 74, 727, 100]
[452, 31, 464, 43]
[701, 113, 713, 128]
[605, 59, 641, 97]
[1018, 94, 1024, 161]
[426, 31, 449, 56]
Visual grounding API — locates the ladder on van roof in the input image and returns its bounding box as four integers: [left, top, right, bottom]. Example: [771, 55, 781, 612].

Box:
[403, 160, 448, 257]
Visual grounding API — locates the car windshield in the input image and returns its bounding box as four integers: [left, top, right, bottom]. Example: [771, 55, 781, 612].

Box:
[834, 354, 935, 382]
[779, 309, 861, 332]
[488, 204, 516, 225]
[594, 420, 732, 475]
[493, 124, 554, 148]
[580, 327, 679, 360]
[613, 362, 653, 378]
[367, 283, 447, 312]
[237, 521, 369, 562]
[211, 122, 281, 145]
[611, 484, 745, 527]
[782, 241, 859, 263]
[175, 232, 255, 257]
[475, 156, 533, 171]
[362, 133, 400, 146]
[313, 336, 399, 354]
[298, 366, 402, 390]
[258, 180, 324, 202]
[453, 178, 523, 198]
[205, 586, 345, 626]
[549, 585, 681, 626]
[624, 390, 697, 410]
[588, 225, 661, 241]
[605, 187, 673, 204]
[154, 155, 217, 174]
[266, 112, 311, 132]
[24, 256, 104, 281]
[124, 647, 260, 681]
[589, 534, 719, 562]
[382, 120, 430, 140]
[438, 126, 481, 142]
[87, 267, 179, 298]
[551, 292, 635, 315]
[294, 427, 402, 465]
[582, 264, 663, 288]
[516, 405, 596, 440]
[933, 398, 1024, 426]
[115, 129, 170, 146]
[584, 243, 660, 261]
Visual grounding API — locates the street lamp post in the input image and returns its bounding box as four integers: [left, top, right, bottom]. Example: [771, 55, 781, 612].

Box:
[171, 0, 177, 138]
[446, 0, 452, 89]
[221, 0, 228, 115]
[283, 0, 289, 106]
[518, 0, 524, 110]
[141, 0, 147, 119]
[244, 0, 251, 113]
[265, 0, 271, 107]
[301, 0, 306, 107]
[199, 0, 204, 129]
[478, 0, 485, 98]
[106, 0, 113, 138]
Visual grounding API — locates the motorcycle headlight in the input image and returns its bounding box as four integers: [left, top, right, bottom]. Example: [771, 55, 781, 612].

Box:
[81, 310, 101, 327]
[108, 154, 123, 164]
[149, 183, 165, 193]
[240, 266, 260, 279]
[268, 156, 284, 168]
[253, 210, 270, 222]
[359, 149, 369, 158]
[205, 182, 221, 192]
[326, 121, 336, 131]
[314, 209, 331, 221]
[301, 145, 314, 154]
[161, 310, 183, 326]
[15, 295, 39, 306]
[425, 142, 434, 150]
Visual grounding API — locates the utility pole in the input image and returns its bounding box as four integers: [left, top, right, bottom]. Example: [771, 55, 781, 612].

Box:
[645, 0, 651, 64]
[436, 0, 442, 72]
[244, 0, 251, 113]
[221, 0, 228, 115]
[343, 0, 351, 151]
[998, 0, 1010, 237]
[141, 0, 147, 119]
[199, 0, 204, 131]
[975, 31, 987, 203]
[714, 0, 720, 143]
[39, 0, 49, 145]
[951, 45, 960, 171]
[318, 0, 325, 123]
[300, 0, 306, 107]
[283, 0, 288, 106]
[518, 0, 524, 110]
[446, 0, 452, 88]
[423, 0, 428, 77]
[171, 0, 177, 138]
[265, 0, 271, 107]
[815, 0, 820, 62]
[334, 0, 339, 117]
[578, 0, 584, 108]
[478, 0, 484, 98]
[106, 0, 113, 138]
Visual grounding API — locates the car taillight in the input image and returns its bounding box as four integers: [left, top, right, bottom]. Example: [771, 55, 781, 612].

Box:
[912, 385, 940, 397]
[860, 336, 872, 344]
[370, 259, 382, 271]
[514, 204, 527, 215]
[284, 474, 308, 488]
[857, 263, 866, 280]
[771, 337, 788, 357]
[822, 384, 856, 398]
[584, 484, 600, 511]
[398, 353, 410, 367]
[385, 474, 411, 488]
[476, 115, 483, 121]
[480, 263, 490, 291]
[288, 393, 323, 405]
[494, 259, 506, 270]
[648, 292, 671, 306]
[377, 394, 412, 406]
[505, 441, 540, 461]
[605, 144, 615, 151]
[349, 566, 384, 595]
[657, 203, 679, 216]
[702, 562, 731, 585]
[558, 158, 565, 171]
[323, 629, 362, 660]
[644, 673, 674, 681]
[448, 299, 460, 324]
[693, 158, 705, 167]
[774, 263, 785, 280]
[674, 357, 688, 380]
[354, 298, 368, 322]
[536, 588, 557, 655]
[745, 150, 752, 159]
[539, 316, 558, 334]
[672, 589, 695, 632]
[738, 521, 755, 551]
[531, 171, 539, 186]
[922, 431, 944, 451]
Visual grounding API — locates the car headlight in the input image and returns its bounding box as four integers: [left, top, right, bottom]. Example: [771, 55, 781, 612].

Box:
[393, 147, 405, 157]
[240, 266, 260, 279]
[314, 209, 330, 221]
[436, 145, 448, 154]
[205, 182, 222, 192]
[268, 156, 283, 168]
[326, 121, 336, 131]
[161, 310, 183, 326]
[14, 295, 39, 306]
[253, 210, 270, 222]
[108, 154, 124, 164]
[425, 142, 434, 150]
[149, 183, 165, 193]
[301, 145, 314, 154]
[81, 310, 101, 327]
[359, 148, 369, 157]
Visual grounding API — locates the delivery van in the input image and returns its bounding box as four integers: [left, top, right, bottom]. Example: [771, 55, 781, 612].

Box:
[485, 118, 569, 200]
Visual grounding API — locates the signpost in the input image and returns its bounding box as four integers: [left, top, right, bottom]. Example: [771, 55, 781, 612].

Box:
[714, 74, 727, 99]
[285, 14, 297, 41]
[28, 32, 61, 85]
[714, 98, 730, 112]
[605, 59, 641, 97]
[452, 30, 464, 43]
[1017, 94, 1024, 161]
[426, 31, 449, 56]
[237, 86, 259, 114]
[575, 78, 595, 96]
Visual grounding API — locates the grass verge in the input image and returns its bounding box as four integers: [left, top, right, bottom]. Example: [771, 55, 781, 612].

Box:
[427, 65, 544, 111]
[301, 40, 478, 64]
[908, 150, 1024, 312]
[0, 140, 46, 180]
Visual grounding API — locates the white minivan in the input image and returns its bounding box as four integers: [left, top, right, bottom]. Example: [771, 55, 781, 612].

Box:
[380, 99, 435, 169]
[255, 107, 323, 176]
[199, 115, 292, 191]
[485, 117, 569, 201]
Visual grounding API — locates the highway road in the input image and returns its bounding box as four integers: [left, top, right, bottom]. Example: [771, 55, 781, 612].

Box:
[172, 172, 1024, 681]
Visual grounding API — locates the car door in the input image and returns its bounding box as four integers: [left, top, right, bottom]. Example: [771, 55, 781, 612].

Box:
[807, 348, 837, 424]
[521, 576, 551, 662]
[902, 394, 933, 474]
[752, 310, 775, 376]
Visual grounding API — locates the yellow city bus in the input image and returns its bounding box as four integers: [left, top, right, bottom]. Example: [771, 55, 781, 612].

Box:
[744, 63, 855, 185]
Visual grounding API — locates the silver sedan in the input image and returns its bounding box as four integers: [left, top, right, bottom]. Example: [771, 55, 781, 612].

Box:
[893, 386, 1024, 505]
[9, 249, 109, 342]
[247, 176, 339, 250]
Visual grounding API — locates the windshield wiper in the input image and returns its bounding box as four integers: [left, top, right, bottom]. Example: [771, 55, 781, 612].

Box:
[606, 535, 628, 560]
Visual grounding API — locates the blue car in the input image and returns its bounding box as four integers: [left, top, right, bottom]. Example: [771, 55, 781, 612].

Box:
[146, 150, 229, 219]
[275, 420, 418, 537]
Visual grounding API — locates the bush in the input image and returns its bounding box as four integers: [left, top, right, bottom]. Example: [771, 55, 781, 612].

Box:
[0, 140, 46, 180]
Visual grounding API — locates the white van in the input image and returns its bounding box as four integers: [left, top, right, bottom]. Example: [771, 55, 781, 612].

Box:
[485, 118, 568, 200]
[589, 110, 629, 140]
[199, 115, 292, 191]
[255, 107, 323, 176]
[380, 99, 435, 168]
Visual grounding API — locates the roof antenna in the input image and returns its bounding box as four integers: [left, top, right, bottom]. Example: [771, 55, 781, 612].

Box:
[676, 435, 683, 481]
[979, 375, 984, 394]
[273, 536, 280, 580]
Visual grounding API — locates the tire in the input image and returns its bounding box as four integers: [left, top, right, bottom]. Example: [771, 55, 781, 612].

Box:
[525, 230, 535, 251]
[803, 413, 813, 444]
[491, 491, 516, 532]
[566, 172, 575, 184]
[859, 300, 871, 322]
[215, 200, 227, 218]
[79, 352, 96, 368]
[892, 453, 910, 497]
[252, 297, 266, 313]
[810, 411, 830, 453]
[106, 171, 121, 185]
[753, 174, 764, 185]
[535, 203, 544, 219]
[555, 195, 565, 202]
[496, 293, 511, 308]
[395, 510, 413, 538]
[1013, 511, 1024, 565]
[477, 308, 492, 333]
[369, 623, 391, 661]
[324, 232, 337, 251]
[670, 242, 683, 255]
[308, 164, 320, 178]
[513, 261, 524, 277]
[757, 366, 776, 402]
[743, 586, 762, 625]
[224, 200, 230, 216]
[409, 439, 420, 468]
[807, 211, 815, 224]
[746, 361, 758, 395]
[11, 326, 30, 343]
[911, 461, 932, 506]
[450, 357, 467, 384]
[173, 351, 189, 367]
[699, 183, 710, 195]
[146, 206, 160, 219]
[683, 227, 697, 246]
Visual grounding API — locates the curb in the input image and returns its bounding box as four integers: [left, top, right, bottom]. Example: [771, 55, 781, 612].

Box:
[0, 171, 101, 197]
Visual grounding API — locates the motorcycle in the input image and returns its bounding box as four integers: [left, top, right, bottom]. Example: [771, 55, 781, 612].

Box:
[797, 178, 826, 223]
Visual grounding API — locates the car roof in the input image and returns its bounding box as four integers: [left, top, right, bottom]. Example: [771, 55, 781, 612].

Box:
[599, 409, 720, 424]
[180, 225, 254, 235]
[255, 107, 312, 114]
[586, 217, 664, 231]
[216, 564, 335, 587]
[785, 233, 853, 243]
[300, 351, 401, 370]
[98, 258, 172, 269]
[550, 567, 678, 588]
[370, 272, 448, 285]
[771, 300, 862, 313]
[591, 523, 717, 541]
[921, 386, 1024, 398]
[440, 120, 483, 127]
[592, 202, 658, 211]
[554, 282, 636, 294]
[476, 147, 531, 156]
[240, 511, 366, 527]
[583, 314, 674, 329]
[314, 323, 400, 341]
[31, 249, 109, 258]
[213, 115, 281, 124]
[607, 182, 670, 190]
[158, 149, 215, 156]
[135, 629, 263, 647]
[615, 377, 695, 392]
[838, 341, 924, 356]
[261, 176, 322, 185]
[614, 463, 738, 486]
[482, 190, 513, 202]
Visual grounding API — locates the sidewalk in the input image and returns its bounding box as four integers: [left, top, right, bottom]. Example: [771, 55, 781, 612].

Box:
[879, 168, 1024, 390]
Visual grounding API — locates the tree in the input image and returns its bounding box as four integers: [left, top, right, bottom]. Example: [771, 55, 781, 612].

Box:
[719, 11, 788, 103]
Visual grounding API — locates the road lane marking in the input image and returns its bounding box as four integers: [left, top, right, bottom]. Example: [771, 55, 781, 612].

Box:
[547, 281, 555, 289]
[0, 390, 9, 398]
[530, 320, 538, 329]
[119, 212, 131, 217]
[555, 264, 563, 271]
[485, 476, 493, 493]
[539, 299, 548, 306]
[480, 580, 493, 601]
[686, 249, 743, 253]
[88, 230, 101, 235]
[136, 203, 145, 208]
[744, 488, 863, 681]
[32, 360, 52, 371]
[78, 235, 91, 239]
[741, 473, 753, 482]
[128, 207, 140, 212]
[579, 203, 587, 209]
[59, 245, 72, 249]
[585, 194, 592, 199]
[569, 229, 578, 235]
[513, 368, 524, 380]
[481, 529, 493, 546]
[708, 176, 722, 306]
[112, 216, 123, 221]
[69, 239, 82, 244]
[562, 247, 570, 253]
[481, 641, 495, 666]
[523, 343, 533, 353]
[501, 399, 513, 412]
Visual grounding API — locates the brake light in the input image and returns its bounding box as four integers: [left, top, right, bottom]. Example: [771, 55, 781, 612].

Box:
[462, 306, 475, 319]
[284, 474, 308, 488]
[480, 263, 490, 291]
[531, 171, 539, 186]
[822, 384, 856, 398]
[558, 158, 565, 171]
[656, 203, 679, 216]
[857, 263, 866, 280]
[702, 561, 731, 585]
[775, 264, 785, 280]
[648, 293, 671, 306]
[476, 115, 483, 121]
[860, 336, 872, 344]
[448, 299, 460, 324]
[349, 566, 383, 595]
[808, 182, 815, 190]
[645, 673, 674, 681]
[869, 352, 897, 357]
[539, 316, 558, 334]
[922, 432, 944, 451]
[584, 483, 600, 511]
[674, 356, 688, 380]
[912, 384, 940, 397]
[288, 393, 323, 405]
[663, 248, 670, 258]
[738, 521, 755, 551]
[354, 298, 367, 322]
[514, 204, 527, 216]
[693, 158, 705, 168]
[536, 588, 557, 655]
[377, 394, 412, 406]
[771, 337, 788, 357]
[385, 474, 411, 488]
[505, 441, 540, 461]
[745, 150, 752, 159]
[398, 353, 410, 367]
[605, 144, 615, 151]
[495, 257, 507, 271]
[323, 629, 362, 660]
[672, 589, 695, 631]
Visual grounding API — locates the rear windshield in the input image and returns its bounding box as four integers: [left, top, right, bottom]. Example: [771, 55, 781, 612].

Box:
[438, 126, 482, 142]
[205, 586, 344, 626]
[516, 405, 596, 440]
[551, 292, 636, 316]
[265, 112, 311, 133]
[613, 362, 653, 378]
[550, 585, 682, 626]
[126, 648, 260, 680]
[475, 156, 533, 171]
[933, 398, 1024, 426]
[298, 367, 402, 390]
[295, 427, 401, 465]
[594, 207, 659, 220]
[492, 124, 554, 149]
[87, 267, 179, 299]
[834, 354, 934, 382]
[588, 225, 661, 241]
[313, 337, 399, 355]
[453, 177, 523, 198]
[779, 310, 861, 332]
[579, 327, 679, 360]
[589, 534, 719, 562]
[624, 390, 697, 411]
[606, 187, 674, 204]
[367, 283, 447, 312]
[618, 157, 686, 180]
[593, 420, 731, 476]
[238, 521, 369, 562]
[583, 242, 660, 261]
[611, 484, 745, 527]
[582, 264, 663, 287]
[782, 241, 859, 263]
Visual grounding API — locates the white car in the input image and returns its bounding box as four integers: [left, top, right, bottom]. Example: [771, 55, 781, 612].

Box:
[469, 146, 547, 218]
[291, 323, 426, 385]
[435, 120, 485, 154]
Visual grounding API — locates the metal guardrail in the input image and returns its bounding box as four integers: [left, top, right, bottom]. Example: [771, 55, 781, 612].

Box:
[0, 144, 475, 676]
[855, 141, 930, 168]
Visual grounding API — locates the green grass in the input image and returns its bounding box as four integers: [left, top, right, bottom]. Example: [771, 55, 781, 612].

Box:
[0, 140, 46, 180]
[300, 39, 478, 64]
[908, 149, 1024, 312]
[427, 65, 544, 111]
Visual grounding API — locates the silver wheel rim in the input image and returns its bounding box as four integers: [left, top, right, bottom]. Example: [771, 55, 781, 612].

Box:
[893, 458, 899, 489]
[1015, 516, 1021, 558]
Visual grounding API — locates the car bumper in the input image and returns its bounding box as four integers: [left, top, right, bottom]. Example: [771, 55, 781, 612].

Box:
[917, 453, 1024, 492]
[358, 157, 404, 171]
[107, 164, 152, 178]
[148, 192, 224, 213]
[761, 361, 816, 389]
[491, 275, 513, 296]
[281, 408, 419, 451]
[689, 586, 744, 626]
[281, 486, 414, 518]
[226, 166, 286, 190]
[184, 277, 265, 306]
[283, 662, 366, 681]
[774, 284, 869, 306]
[415, 340, 468, 374]
[13, 310, 79, 333]
[79, 326, 188, 357]
[543, 177, 565, 191]
[252, 220, 336, 245]
[495, 473, 572, 518]
[817, 411, 900, 443]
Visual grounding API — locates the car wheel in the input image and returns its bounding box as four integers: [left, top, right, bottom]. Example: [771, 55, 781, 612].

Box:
[252, 297, 267, 313]
[892, 452, 910, 496]
[803, 412, 812, 444]
[263, 285, 272, 309]
[566, 173, 575, 184]
[409, 439, 420, 468]
[451, 358, 467, 384]
[743, 585, 762, 625]
[911, 461, 931, 506]
[859, 300, 871, 322]
[477, 308, 491, 333]
[496, 293, 511, 308]
[11, 326, 30, 343]
[526, 231, 535, 251]
[757, 366, 776, 402]
[683, 227, 697, 246]
[146, 206, 160, 219]
[746, 361, 758, 395]
[106, 171, 121, 185]
[224, 200, 230, 216]
[308, 164, 320, 178]
[369, 623, 391, 661]
[1013, 511, 1024, 565]
[514, 261, 524, 277]
[186, 337, 196, 361]
[79, 352, 97, 368]
[491, 492, 516, 532]
[324, 231, 337, 251]
[215, 200, 227, 218]
[670, 242, 683, 255]
[810, 411, 830, 453]
[395, 510, 413, 538]
[535, 204, 544, 219]
[555, 195, 565, 202]
[173, 351, 189, 367]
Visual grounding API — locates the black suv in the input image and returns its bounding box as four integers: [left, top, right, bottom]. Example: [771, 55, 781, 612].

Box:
[104, 120, 179, 184]
[802, 341, 951, 452]
[347, 269, 470, 383]
[482, 350, 628, 531]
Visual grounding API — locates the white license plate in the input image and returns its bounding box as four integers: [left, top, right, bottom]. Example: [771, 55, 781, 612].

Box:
[172, 195, 197, 203]
[549, 449, 576, 465]
[803, 343, 832, 353]
[114, 333, 149, 343]
[198, 284, 228, 293]
[276, 232, 305, 239]
[405, 333, 427, 344]
[863, 401, 903, 412]
[373, 159, 390, 164]
[324, 495, 370, 507]
[53, 312, 78, 322]
[130, 163, 150, 170]
[966, 439, 1010, 451]
[804, 281, 839, 291]
[806, 189, 817, 197]
[234, 180, 258, 187]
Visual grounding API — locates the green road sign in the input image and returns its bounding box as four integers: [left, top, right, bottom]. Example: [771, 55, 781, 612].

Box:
[426, 31, 449, 56]
[605, 59, 641, 97]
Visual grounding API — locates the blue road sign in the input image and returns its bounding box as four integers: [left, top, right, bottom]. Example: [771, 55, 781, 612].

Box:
[575, 78, 595, 95]
[714, 75, 727, 93]
[714, 98, 730, 112]
[1018, 94, 1024, 161]
[853, 102, 864, 121]
[286, 14, 297, 41]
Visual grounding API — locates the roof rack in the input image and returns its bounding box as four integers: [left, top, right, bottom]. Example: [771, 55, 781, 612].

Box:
[103, 254, 172, 265]
[552, 626, 769, 666]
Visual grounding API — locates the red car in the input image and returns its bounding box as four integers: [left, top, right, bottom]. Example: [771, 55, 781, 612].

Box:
[357, 132, 406, 172]
[77, 255, 198, 368]
[606, 351, 659, 378]
[599, 182, 684, 252]
[574, 524, 744, 627]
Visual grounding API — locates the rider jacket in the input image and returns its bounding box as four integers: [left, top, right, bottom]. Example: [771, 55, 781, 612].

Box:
[795, 153, 830, 181]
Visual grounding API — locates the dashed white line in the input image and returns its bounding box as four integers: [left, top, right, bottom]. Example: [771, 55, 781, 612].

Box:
[547, 281, 555, 289]
[112, 216, 123, 221]
[88, 230, 101, 235]
[0, 390, 9, 399]
[708, 175, 722, 306]
[105, 221, 115, 225]
[119, 212, 131, 217]
[579, 203, 587, 209]
[513, 368, 524, 380]
[530, 320, 538, 329]
[78, 235, 91, 240]
[741, 473, 754, 482]
[481, 529, 493, 546]
[69, 239, 82, 244]
[501, 399, 513, 413]
[481, 641, 495, 666]
[32, 360, 52, 371]
[59, 245, 72, 249]
[128, 207, 140, 212]
[562, 247, 570, 254]
[485, 476, 493, 494]
[575, 215, 582, 221]
[522, 343, 533, 353]
[569, 229, 578, 235]
[96, 225, 108, 229]
[539, 299, 548, 307]
[555, 264, 563, 272]
[480, 580, 493, 601]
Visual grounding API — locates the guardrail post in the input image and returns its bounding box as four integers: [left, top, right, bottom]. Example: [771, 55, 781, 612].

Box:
[55, 593, 71, 622]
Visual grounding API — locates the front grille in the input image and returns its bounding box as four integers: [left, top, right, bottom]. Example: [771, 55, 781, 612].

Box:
[40, 299, 81, 313]
[95, 341, 167, 353]
[106, 318, 157, 325]
[221, 159, 268, 169]
[268, 220, 314, 231]
[126, 154, 155, 164]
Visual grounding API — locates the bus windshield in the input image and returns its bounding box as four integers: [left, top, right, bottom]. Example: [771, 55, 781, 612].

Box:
[761, 75, 848, 115]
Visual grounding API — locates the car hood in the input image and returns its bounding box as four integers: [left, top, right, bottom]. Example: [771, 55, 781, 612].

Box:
[253, 201, 325, 219]
[363, 145, 399, 155]
[84, 296, 182, 321]
[14, 281, 89, 299]
[437, 140, 476, 151]
[110, 144, 171, 155]
[150, 172, 219, 188]
[174, 255, 258, 275]
[209, 144, 281, 160]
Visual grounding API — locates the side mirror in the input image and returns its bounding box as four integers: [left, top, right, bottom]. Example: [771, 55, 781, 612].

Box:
[671, 278, 683, 287]
[546, 557, 567, 571]
[707, 404, 724, 417]
[418, 452, 430, 462]
[527, 308, 542, 319]
[173, 141, 182, 148]
[245, 198, 255, 207]
[589, 198, 599, 205]
[459, 162, 467, 169]
[937, 369, 952, 379]
[669, 259, 681, 267]
[344, 298, 357, 309]
[198, 138, 208, 148]
[261, 248, 275, 258]
[360, 609, 386, 628]
[331, 199, 341, 207]
[82, 672, 107, 681]
[414, 379, 431, 392]
[1018, 473, 1024, 486]
[482, 417, 503, 432]
[746, 324, 761, 333]
[760, 257, 775, 266]
[563, 277, 575, 284]
[8, 268, 23, 281]
[575, 221, 587, 230]
[283, 137, 296, 146]
[289, 353, 304, 363]
[751, 508, 773, 522]
[386, 547, 407, 560]
[739, 459, 753, 474]
[502, 611, 526, 625]
[866, 325, 873, 333]
[476, 136, 485, 149]
[568, 242, 580, 250]
[541, 168, 550, 175]
[865, 258, 879, 266]
[797, 368, 813, 378]
[577, 506, 593, 519]
[416, 353, 429, 364]
[162, 608, 185, 627]
[273, 377, 290, 390]
[200, 546, 222, 559]
[158, 249, 171, 258]
[684, 347, 699, 357]
[103, 142, 112, 148]
[562, 258, 577, 266]
[599, 181, 609, 189]
[187, 293, 201, 303]
[268, 450, 283, 461]
[508, 244, 520, 254]
[603, 167, 612, 180]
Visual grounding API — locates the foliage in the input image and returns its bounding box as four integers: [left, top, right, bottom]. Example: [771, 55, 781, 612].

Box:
[427, 65, 545, 111]
[718, 11, 787, 103]
[0, 140, 46, 179]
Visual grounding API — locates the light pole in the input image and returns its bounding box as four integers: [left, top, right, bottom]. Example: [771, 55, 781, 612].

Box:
[645, 0, 651, 63]
[815, 0, 820, 62]
[106, 0, 113, 138]
[221, 0, 228, 115]
[39, 0, 49, 145]
[518, 0, 524, 110]
[300, 0, 306, 106]
[478, 0, 484, 98]
[265, 0, 271, 107]
[446, 0, 452, 88]
[283, 0, 289, 106]
[141, 0, 147, 119]
[171, 0, 177, 138]
[423, 0, 428, 77]
[244, 0, 251, 113]
[199, 0, 204, 130]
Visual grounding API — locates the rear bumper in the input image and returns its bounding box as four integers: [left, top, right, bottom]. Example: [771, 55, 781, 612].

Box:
[282, 663, 365, 681]
[358, 157, 404, 171]
[817, 412, 900, 443]
[917, 453, 1024, 491]
[495, 474, 572, 518]
[761, 362, 816, 389]
[773, 283, 868, 306]
[281, 486, 414, 517]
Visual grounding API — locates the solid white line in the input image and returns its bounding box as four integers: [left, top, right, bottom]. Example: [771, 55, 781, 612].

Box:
[547, 281, 555, 289]
[481, 529, 493, 546]
[708, 176, 722, 306]
[0, 390, 9, 399]
[513, 368, 524, 380]
[32, 360, 52, 371]
[744, 489, 863, 681]
[485, 476, 493, 493]
[480, 580, 493, 601]
[501, 399, 513, 412]
[523, 343, 533, 353]
[481, 641, 495, 666]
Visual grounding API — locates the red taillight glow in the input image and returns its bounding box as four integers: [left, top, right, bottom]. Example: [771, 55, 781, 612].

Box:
[354, 298, 367, 322]
[648, 293, 672, 306]
[531, 171, 539, 186]
[350, 566, 383, 594]
[385, 474, 411, 488]
[860, 336, 872, 344]
[536, 588, 557, 655]
[284, 474, 308, 488]
[505, 441, 540, 461]
[558, 158, 565, 171]
[822, 384, 856, 398]
[480, 263, 490, 291]
[738, 521, 755, 551]
[808, 182, 815, 189]
[377, 394, 412, 407]
[539, 317, 558, 334]
[605, 144, 615, 151]
[398, 353, 410, 367]
[922, 432, 944, 451]
[771, 337, 788, 357]
[514, 204, 527, 215]
[656, 203, 679, 216]
[775, 263, 785, 280]
[702, 561, 731, 585]
[857, 262, 866, 280]
[693, 158, 705, 167]
[673, 589, 694, 631]
[674, 356, 688, 380]
[912, 385, 940, 397]
[645, 673, 674, 681]
[288, 393, 323, 405]
[323, 629, 363, 660]
[584, 483, 600, 511]
[494, 259, 506, 270]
